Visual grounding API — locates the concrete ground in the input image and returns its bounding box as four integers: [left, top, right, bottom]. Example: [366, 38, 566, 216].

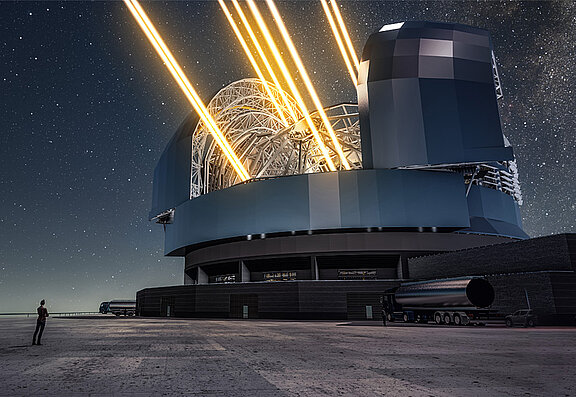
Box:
[0, 317, 574, 396]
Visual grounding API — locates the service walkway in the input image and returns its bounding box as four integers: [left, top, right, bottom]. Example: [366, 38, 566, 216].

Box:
[0, 317, 574, 396]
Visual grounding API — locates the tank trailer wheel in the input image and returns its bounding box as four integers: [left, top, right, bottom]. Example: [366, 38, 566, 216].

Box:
[443, 313, 452, 325]
[453, 314, 461, 326]
[434, 312, 443, 325]
[403, 313, 409, 323]
[387, 313, 393, 322]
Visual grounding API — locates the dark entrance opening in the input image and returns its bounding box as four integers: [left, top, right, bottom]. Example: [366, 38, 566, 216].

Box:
[346, 293, 383, 320]
[230, 294, 258, 319]
[161, 296, 175, 317]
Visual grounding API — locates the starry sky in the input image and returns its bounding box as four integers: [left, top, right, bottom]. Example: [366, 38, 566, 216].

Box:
[1, 1, 574, 312]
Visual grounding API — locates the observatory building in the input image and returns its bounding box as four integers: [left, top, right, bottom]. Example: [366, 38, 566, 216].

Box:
[137, 22, 575, 323]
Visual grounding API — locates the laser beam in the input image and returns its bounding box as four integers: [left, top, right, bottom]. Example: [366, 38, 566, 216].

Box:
[124, 0, 250, 181]
[219, 0, 290, 127]
[266, 0, 351, 170]
[229, 0, 299, 123]
[320, 0, 357, 86]
[330, 0, 360, 70]
[246, 0, 337, 171]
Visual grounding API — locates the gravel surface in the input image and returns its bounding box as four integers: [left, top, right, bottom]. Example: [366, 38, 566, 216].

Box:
[0, 317, 574, 396]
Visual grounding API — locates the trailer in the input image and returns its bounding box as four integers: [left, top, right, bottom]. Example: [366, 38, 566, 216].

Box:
[383, 277, 495, 325]
[108, 300, 136, 316]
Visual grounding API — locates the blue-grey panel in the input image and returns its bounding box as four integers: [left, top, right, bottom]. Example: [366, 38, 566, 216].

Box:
[149, 135, 191, 218]
[392, 79, 427, 166]
[355, 170, 382, 226]
[418, 78, 464, 165]
[309, 172, 341, 229]
[150, 113, 198, 218]
[462, 185, 528, 239]
[164, 174, 310, 254]
[162, 169, 473, 255]
[338, 171, 361, 227]
[362, 79, 398, 168]
[375, 169, 469, 227]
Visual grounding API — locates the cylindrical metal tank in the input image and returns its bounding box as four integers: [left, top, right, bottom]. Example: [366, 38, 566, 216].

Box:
[395, 277, 495, 308]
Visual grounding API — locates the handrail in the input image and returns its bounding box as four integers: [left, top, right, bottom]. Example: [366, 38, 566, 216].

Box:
[0, 312, 100, 318]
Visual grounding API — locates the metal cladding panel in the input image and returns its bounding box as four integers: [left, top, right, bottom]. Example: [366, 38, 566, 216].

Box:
[164, 174, 311, 254]
[358, 21, 513, 169]
[338, 171, 361, 227]
[462, 185, 528, 239]
[163, 169, 472, 255]
[150, 135, 191, 218]
[149, 113, 198, 219]
[309, 173, 341, 229]
[375, 169, 469, 226]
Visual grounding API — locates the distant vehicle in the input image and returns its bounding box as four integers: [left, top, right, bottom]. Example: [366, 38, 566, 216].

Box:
[108, 300, 136, 316]
[99, 301, 110, 314]
[383, 277, 496, 325]
[505, 309, 536, 327]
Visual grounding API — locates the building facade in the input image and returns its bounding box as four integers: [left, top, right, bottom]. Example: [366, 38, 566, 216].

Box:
[136, 22, 568, 322]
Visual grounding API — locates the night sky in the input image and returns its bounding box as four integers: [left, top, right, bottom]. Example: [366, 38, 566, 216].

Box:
[1, 1, 574, 312]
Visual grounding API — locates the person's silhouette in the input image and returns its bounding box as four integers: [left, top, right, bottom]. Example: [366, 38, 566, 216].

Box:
[32, 299, 49, 345]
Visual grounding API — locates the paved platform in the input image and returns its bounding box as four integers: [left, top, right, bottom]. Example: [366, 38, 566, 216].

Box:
[0, 317, 574, 396]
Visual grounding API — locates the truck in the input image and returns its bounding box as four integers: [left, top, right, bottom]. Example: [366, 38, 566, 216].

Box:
[108, 300, 136, 316]
[383, 277, 495, 326]
[99, 301, 110, 314]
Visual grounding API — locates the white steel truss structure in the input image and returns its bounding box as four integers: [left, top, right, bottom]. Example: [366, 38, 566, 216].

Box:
[190, 78, 361, 197]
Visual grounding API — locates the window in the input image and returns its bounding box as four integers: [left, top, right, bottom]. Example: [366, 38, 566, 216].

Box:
[338, 269, 377, 280]
[264, 271, 296, 281]
[214, 274, 236, 283]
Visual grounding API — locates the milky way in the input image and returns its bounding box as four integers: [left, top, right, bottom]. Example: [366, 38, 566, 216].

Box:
[1, 1, 574, 311]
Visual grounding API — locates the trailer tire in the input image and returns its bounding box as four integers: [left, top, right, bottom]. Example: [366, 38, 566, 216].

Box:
[403, 313, 410, 323]
[453, 314, 461, 326]
[387, 313, 393, 322]
[443, 313, 452, 325]
[434, 312, 443, 325]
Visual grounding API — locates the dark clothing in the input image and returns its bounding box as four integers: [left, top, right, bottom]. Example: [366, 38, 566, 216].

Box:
[33, 305, 48, 344]
[33, 320, 45, 344]
[37, 306, 48, 322]
[382, 309, 387, 326]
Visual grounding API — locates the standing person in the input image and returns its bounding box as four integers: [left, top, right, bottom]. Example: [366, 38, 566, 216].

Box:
[32, 299, 49, 345]
[382, 301, 388, 326]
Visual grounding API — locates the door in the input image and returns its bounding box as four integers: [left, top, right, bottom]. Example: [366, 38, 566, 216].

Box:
[230, 294, 258, 319]
[346, 293, 382, 320]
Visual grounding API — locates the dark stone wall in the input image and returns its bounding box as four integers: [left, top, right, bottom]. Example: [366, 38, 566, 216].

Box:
[487, 273, 555, 316]
[408, 233, 575, 280]
[138, 235, 575, 323]
[137, 280, 399, 320]
[406, 234, 576, 324]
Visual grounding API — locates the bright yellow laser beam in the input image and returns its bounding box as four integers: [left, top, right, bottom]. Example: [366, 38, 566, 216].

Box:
[124, 0, 250, 181]
[266, 0, 351, 170]
[246, 0, 336, 171]
[230, 0, 299, 123]
[330, 0, 360, 70]
[320, 0, 357, 86]
[219, 0, 290, 127]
